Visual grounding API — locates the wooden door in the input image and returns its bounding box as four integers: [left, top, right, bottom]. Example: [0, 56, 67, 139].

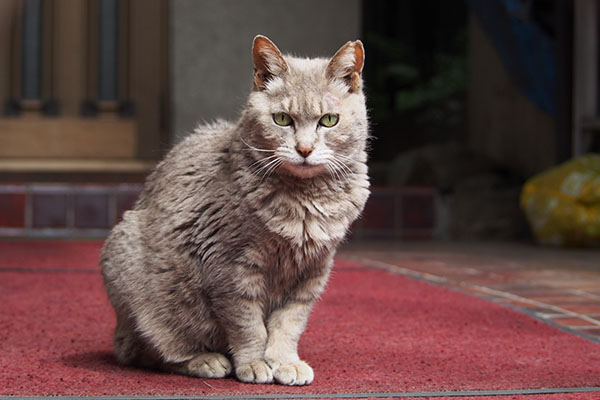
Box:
[0, 0, 168, 174]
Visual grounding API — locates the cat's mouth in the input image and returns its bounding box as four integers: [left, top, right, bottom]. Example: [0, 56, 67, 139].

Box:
[282, 161, 326, 179]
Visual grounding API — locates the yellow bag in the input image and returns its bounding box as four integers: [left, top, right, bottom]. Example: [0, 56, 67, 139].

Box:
[520, 154, 600, 246]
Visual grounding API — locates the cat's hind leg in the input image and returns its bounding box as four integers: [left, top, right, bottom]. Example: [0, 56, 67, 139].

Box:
[113, 314, 160, 367]
[113, 312, 231, 378]
[164, 353, 232, 378]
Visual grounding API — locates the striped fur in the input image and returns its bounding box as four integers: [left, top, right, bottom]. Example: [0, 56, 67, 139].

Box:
[100, 36, 370, 386]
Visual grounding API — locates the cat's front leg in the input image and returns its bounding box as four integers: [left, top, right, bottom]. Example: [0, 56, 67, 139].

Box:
[263, 261, 332, 385]
[218, 297, 273, 384]
[264, 301, 315, 385]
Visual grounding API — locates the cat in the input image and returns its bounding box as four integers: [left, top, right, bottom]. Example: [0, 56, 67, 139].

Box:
[100, 35, 370, 386]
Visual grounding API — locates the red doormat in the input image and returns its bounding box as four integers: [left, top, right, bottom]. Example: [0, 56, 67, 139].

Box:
[1, 240, 600, 399]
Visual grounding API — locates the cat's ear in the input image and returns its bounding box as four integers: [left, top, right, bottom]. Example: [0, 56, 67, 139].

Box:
[326, 40, 365, 93]
[252, 35, 288, 91]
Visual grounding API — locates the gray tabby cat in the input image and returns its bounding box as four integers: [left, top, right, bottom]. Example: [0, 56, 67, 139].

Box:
[100, 35, 370, 386]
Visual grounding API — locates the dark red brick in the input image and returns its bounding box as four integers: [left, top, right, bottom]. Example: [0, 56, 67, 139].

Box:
[32, 194, 68, 228]
[74, 194, 110, 229]
[401, 190, 435, 230]
[116, 191, 141, 223]
[361, 191, 396, 231]
[0, 193, 26, 227]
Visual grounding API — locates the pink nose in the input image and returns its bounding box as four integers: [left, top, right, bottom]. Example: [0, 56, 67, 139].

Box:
[296, 147, 313, 158]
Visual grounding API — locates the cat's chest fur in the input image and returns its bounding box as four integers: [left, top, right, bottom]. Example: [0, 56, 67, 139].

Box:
[235, 160, 368, 255]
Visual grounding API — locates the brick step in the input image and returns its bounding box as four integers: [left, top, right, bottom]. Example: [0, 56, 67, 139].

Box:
[0, 184, 437, 239]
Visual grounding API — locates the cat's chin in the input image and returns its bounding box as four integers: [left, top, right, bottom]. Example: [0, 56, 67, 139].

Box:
[281, 162, 326, 179]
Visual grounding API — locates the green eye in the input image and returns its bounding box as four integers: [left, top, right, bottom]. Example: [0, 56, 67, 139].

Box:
[273, 112, 293, 126]
[319, 114, 339, 127]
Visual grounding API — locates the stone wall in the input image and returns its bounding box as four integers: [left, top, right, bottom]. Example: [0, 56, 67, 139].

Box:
[170, 0, 361, 142]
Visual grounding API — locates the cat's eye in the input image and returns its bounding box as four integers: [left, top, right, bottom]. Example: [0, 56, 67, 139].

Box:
[319, 114, 339, 128]
[273, 112, 293, 127]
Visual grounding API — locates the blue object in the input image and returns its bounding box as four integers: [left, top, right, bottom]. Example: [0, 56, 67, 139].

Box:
[468, 0, 556, 115]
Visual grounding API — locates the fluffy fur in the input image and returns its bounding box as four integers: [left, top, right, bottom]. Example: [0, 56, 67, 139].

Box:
[101, 35, 370, 386]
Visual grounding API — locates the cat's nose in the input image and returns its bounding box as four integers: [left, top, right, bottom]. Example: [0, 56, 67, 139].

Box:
[296, 147, 313, 158]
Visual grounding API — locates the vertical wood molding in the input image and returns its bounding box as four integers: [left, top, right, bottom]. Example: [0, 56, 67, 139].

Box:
[41, 0, 54, 102]
[54, 0, 86, 115]
[159, 0, 169, 147]
[118, 0, 130, 101]
[572, 0, 598, 156]
[10, 0, 24, 100]
[0, 0, 19, 106]
[86, 0, 99, 101]
[130, 0, 167, 159]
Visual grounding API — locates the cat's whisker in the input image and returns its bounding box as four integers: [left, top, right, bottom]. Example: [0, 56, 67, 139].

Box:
[335, 153, 357, 163]
[331, 153, 354, 167]
[326, 160, 345, 186]
[325, 163, 342, 186]
[255, 157, 280, 175]
[333, 155, 354, 176]
[249, 155, 279, 171]
[239, 134, 275, 153]
[328, 157, 352, 182]
[259, 159, 283, 183]
[255, 156, 283, 182]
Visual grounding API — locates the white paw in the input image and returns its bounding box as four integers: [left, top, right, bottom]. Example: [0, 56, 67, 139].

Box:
[236, 360, 274, 384]
[272, 360, 314, 386]
[187, 353, 232, 378]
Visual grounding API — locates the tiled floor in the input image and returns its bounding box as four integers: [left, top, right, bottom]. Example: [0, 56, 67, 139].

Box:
[340, 240, 600, 343]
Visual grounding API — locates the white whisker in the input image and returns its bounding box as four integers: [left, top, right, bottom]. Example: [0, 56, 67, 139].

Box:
[249, 154, 279, 170]
[332, 156, 353, 176]
[254, 156, 282, 182]
[328, 157, 352, 183]
[256, 157, 280, 174]
[326, 163, 342, 186]
[259, 159, 283, 183]
[239, 134, 275, 153]
[335, 153, 356, 162]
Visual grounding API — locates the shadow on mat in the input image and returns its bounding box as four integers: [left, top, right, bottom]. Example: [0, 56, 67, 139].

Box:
[60, 351, 190, 378]
[61, 351, 127, 373]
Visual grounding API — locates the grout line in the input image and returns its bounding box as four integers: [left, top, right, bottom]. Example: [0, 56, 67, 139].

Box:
[3, 387, 600, 399]
[0, 228, 28, 236]
[108, 188, 118, 227]
[567, 326, 600, 330]
[0, 184, 26, 193]
[0, 266, 100, 274]
[66, 191, 75, 229]
[467, 285, 600, 326]
[28, 183, 72, 193]
[342, 256, 447, 283]
[537, 313, 573, 319]
[24, 185, 33, 232]
[23, 228, 110, 238]
[568, 288, 600, 300]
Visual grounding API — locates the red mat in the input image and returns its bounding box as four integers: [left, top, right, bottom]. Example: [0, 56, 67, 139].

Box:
[1, 240, 600, 399]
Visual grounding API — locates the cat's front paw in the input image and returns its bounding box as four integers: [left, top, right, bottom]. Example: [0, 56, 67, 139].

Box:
[186, 353, 232, 378]
[272, 360, 314, 386]
[235, 360, 274, 384]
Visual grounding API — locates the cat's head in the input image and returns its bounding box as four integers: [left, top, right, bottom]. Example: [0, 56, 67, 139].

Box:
[242, 35, 368, 180]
